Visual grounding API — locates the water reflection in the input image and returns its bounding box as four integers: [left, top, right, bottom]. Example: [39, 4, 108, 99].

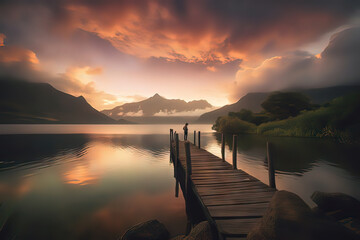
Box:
[211, 133, 360, 176]
[205, 132, 360, 204]
[0, 133, 187, 239]
[0, 125, 359, 239]
[0, 134, 90, 171]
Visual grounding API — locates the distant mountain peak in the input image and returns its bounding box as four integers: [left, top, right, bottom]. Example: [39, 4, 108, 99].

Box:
[101, 94, 213, 120]
[151, 93, 164, 99]
[77, 95, 87, 102]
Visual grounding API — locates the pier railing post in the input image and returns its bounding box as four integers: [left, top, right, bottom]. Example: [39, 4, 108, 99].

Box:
[194, 130, 196, 145]
[221, 133, 225, 161]
[198, 131, 201, 148]
[267, 141, 276, 189]
[175, 134, 179, 163]
[185, 141, 192, 195]
[170, 129, 174, 158]
[232, 135, 237, 169]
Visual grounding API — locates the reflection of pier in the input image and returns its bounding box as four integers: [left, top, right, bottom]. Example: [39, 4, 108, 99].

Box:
[170, 129, 277, 240]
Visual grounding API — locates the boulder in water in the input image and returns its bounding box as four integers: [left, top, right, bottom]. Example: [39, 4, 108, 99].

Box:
[121, 219, 169, 240]
[247, 190, 358, 240]
[311, 191, 360, 218]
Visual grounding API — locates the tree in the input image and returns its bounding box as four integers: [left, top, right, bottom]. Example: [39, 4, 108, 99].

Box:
[228, 109, 253, 122]
[261, 92, 311, 119]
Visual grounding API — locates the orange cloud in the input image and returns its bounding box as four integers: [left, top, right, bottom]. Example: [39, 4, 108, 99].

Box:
[50, 65, 123, 110]
[86, 66, 103, 75]
[206, 66, 217, 72]
[65, 66, 103, 84]
[54, 0, 357, 66]
[0, 45, 39, 64]
[0, 35, 38, 65]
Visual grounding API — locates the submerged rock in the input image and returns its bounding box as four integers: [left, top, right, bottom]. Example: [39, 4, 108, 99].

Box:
[311, 191, 360, 218]
[247, 190, 358, 240]
[121, 219, 169, 240]
[184, 221, 214, 240]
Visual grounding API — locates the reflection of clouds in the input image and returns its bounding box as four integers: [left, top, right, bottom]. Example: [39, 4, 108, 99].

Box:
[63, 165, 98, 185]
[0, 132, 186, 239]
[0, 177, 32, 201]
[61, 138, 170, 186]
[75, 191, 186, 239]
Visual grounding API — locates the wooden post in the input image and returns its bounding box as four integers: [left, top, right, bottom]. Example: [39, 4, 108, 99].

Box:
[221, 133, 225, 161]
[267, 141, 276, 189]
[232, 135, 237, 169]
[175, 133, 179, 167]
[194, 130, 196, 145]
[198, 131, 201, 148]
[185, 141, 192, 194]
[170, 129, 173, 158]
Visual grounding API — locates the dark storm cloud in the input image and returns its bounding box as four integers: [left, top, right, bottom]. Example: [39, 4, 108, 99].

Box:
[1, 0, 359, 62]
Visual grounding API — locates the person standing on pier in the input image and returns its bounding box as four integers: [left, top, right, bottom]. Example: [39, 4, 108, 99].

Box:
[183, 123, 189, 140]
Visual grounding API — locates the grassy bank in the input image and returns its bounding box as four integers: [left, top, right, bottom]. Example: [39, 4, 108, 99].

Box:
[213, 92, 360, 142]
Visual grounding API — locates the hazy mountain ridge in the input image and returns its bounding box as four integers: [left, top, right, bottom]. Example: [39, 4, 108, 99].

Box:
[102, 93, 213, 120]
[198, 85, 360, 123]
[0, 79, 124, 124]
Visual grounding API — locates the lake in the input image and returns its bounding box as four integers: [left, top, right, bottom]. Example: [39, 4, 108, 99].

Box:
[0, 124, 359, 239]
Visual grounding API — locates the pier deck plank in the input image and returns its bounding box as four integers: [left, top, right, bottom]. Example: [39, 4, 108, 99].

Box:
[173, 141, 276, 239]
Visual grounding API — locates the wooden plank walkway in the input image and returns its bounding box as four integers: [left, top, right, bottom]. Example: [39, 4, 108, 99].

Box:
[173, 140, 276, 240]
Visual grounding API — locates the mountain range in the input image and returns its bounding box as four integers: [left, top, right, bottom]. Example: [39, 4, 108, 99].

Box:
[1, 78, 359, 125]
[101, 93, 213, 123]
[0, 79, 128, 124]
[197, 85, 360, 123]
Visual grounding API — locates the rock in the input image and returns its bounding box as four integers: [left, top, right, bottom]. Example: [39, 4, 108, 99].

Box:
[311, 191, 360, 218]
[184, 221, 214, 240]
[171, 236, 185, 240]
[247, 190, 359, 240]
[121, 219, 169, 240]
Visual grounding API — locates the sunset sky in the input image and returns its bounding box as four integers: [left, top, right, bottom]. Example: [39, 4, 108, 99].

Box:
[1, 0, 360, 110]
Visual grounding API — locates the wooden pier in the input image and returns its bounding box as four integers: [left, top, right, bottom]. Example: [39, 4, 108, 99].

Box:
[170, 129, 277, 240]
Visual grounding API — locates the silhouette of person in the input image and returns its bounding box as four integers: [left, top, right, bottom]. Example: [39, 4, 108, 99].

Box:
[183, 123, 189, 140]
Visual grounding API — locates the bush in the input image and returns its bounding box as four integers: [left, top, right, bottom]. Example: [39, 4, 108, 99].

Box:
[213, 116, 257, 134]
[257, 91, 360, 141]
[228, 109, 271, 126]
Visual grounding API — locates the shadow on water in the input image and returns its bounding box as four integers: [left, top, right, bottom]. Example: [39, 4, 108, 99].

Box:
[0, 134, 90, 171]
[212, 133, 360, 176]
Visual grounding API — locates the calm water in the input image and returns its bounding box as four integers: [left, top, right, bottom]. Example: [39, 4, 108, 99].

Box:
[0, 124, 359, 239]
